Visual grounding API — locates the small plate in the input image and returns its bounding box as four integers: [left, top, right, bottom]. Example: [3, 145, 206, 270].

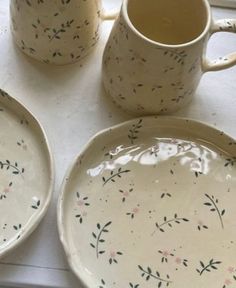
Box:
[58, 116, 236, 288]
[0, 89, 54, 258]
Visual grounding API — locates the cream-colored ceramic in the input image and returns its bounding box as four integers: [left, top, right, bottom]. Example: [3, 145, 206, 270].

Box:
[10, 0, 117, 65]
[102, 0, 236, 115]
[0, 89, 54, 258]
[58, 116, 236, 288]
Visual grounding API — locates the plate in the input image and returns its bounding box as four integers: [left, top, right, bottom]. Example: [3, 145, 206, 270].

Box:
[0, 89, 53, 258]
[58, 116, 236, 288]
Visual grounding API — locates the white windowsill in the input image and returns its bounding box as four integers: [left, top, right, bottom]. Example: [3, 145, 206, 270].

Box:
[209, 0, 236, 8]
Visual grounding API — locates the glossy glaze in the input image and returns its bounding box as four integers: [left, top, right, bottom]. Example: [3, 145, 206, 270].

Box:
[102, 0, 236, 115]
[0, 89, 53, 258]
[58, 116, 236, 288]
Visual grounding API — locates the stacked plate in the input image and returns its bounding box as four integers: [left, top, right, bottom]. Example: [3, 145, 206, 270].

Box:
[0, 89, 53, 258]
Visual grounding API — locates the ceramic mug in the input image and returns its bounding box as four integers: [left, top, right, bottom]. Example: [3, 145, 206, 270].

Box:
[10, 0, 117, 65]
[102, 0, 236, 115]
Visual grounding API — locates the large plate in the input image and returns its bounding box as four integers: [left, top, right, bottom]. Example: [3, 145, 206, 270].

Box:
[58, 116, 236, 288]
[0, 89, 53, 258]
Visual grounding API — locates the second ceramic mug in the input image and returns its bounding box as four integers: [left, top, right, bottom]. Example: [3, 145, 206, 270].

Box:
[10, 0, 117, 65]
[102, 0, 236, 115]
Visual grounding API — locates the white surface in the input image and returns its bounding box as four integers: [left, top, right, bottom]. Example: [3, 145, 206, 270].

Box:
[209, 0, 236, 8]
[0, 1, 236, 287]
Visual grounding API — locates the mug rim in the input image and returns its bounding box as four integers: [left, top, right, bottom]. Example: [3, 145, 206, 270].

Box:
[122, 0, 212, 48]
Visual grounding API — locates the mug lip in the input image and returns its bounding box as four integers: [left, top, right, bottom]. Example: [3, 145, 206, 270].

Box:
[122, 0, 212, 48]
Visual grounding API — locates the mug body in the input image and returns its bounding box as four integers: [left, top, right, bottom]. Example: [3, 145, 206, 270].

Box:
[10, 0, 101, 65]
[102, 0, 211, 115]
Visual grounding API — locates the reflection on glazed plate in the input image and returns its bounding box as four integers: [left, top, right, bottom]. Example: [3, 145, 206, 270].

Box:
[0, 89, 54, 258]
[58, 116, 236, 288]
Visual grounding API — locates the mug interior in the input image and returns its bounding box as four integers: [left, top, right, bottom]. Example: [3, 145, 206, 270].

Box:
[127, 0, 208, 45]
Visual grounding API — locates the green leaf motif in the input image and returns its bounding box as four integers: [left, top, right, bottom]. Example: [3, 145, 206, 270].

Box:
[196, 259, 222, 276]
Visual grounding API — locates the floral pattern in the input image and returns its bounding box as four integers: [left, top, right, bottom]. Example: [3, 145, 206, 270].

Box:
[152, 214, 189, 234]
[102, 6, 236, 115]
[10, 0, 102, 64]
[138, 265, 172, 287]
[222, 267, 236, 288]
[196, 259, 222, 275]
[0, 160, 25, 175]
[60, 117, 236, 287]
[128, 119, 143, 144]
[158, 250, 188, 267]
[75, 191, 90, 223]
[204, 194, 225, 229]
[108, 251, 123, 265]
[90, 221, 112, 259]
[102, 11, 205, 115]
[0, 182, 13, 200]
[0, 89, 52, 258]
[126, 207, 140, 219]
[31, 197, 41, 210]
[119, 188, 133, 202]
[102, 168, 131, 186]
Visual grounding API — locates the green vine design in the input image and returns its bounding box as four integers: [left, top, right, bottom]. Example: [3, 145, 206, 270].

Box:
[128, 119, 143, 144]
[90, 221, 112, 258]
[0, 160, 25, 175]
[157, 48, 187, 65]
[196, 259, 221, 275]
[49, 20, 74, 41]
[138, 265, 172, 287]
[152, 213, 189, 235]
[204, 194, 225, 229]
[102, 168, 130, 186]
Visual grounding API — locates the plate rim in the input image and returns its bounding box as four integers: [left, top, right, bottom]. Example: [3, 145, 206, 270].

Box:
[0, 89, 54, 258]
[57, 115, 236, 287]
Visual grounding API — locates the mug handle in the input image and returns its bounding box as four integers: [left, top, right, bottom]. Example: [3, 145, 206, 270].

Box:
[202, 19, 236, 72]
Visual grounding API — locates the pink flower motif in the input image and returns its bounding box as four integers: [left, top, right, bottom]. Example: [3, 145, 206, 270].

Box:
[3, 187, 10, 193]
[224, 279, 232, 285]
[132, 207, 139, 214]
[110, 251, 116, 258]
[77, 200, 84, 206]
[119, 188, 133, 201]
[228, 266, 235, 273]
[175, 257, 182, 264]
[162, 250, 169, 257]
